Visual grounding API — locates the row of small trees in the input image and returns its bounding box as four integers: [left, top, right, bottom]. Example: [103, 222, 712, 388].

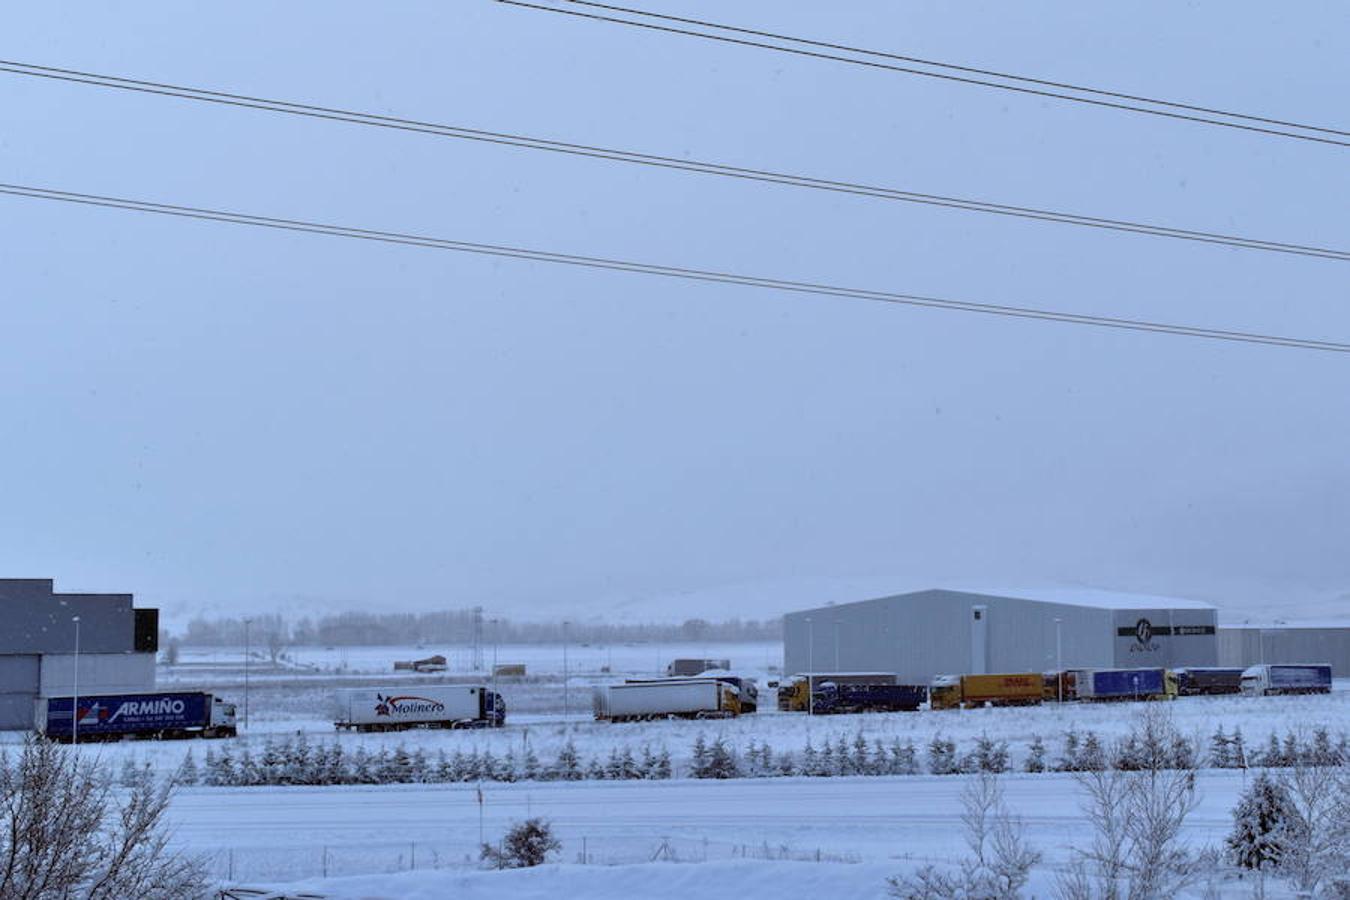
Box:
[174, 724, 1348, 788]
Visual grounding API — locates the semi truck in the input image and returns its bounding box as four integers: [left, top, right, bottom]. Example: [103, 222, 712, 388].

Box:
[1042, 670, 1079, 702]
[1240, 664, 1332, 696]
[930, 673, 1043, 710]
[626, 674, 759, 714]
[1077, 668, 1176, 702]
[38, 691, 237, 742]
[1174, 667, 1245, 696]
[811, 682, 927, 714]
[333, 685, 504, 732]
[594, 679, 740, 722]
[777, 673, 898, 712]
[666, 658, 731, 677]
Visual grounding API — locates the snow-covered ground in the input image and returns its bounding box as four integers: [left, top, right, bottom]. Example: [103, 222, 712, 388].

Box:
[168, 772, 1272, 898]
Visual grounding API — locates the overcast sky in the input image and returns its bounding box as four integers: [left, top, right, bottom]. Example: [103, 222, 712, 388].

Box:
[3, 2, 1347, 625]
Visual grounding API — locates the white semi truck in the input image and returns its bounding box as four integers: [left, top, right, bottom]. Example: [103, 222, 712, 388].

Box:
[593, 678, 740, 722]
[333, 685, 504, 732]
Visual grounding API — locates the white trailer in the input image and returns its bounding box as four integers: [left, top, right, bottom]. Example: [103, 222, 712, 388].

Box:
[333, 685, 504, 732]
[593, 679, 739, 722]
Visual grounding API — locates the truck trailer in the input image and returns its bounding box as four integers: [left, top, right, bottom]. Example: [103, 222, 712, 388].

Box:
[38, 691, 237, 742]
[811, 682, 927, 714]
[666, 658, 731, 677]
[594, 679, 739, 722]
[333, 685, 504, 732]
[627, 674, 759, 714]
[1240, 664, 1332, 696]
[1174, 667, 1245, 696]
[930, 673, 1043, 710]
[1077, 668, 1176, 702]
[777, 673, 898, 712]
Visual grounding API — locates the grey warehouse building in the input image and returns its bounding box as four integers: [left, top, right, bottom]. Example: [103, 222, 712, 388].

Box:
[1218, 623, 1350, 676]
[783, 588, 1218, 683]
[0, 578, 158, 730]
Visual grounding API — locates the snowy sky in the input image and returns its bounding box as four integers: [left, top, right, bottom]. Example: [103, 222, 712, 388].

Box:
[2, 2, 1348, 623]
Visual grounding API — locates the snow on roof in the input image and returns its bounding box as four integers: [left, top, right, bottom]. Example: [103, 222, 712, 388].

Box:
[955, 587, 1216, 611]
[1218, 620, 1350, 630]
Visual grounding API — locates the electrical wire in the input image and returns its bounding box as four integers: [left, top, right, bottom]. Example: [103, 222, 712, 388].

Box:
[2, 182, 1346, 354]
[497, 0, 1350, 149]
[1, 59, 1345, 262]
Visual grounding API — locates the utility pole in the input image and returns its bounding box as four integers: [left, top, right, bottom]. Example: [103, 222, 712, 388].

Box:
[1054, 617, 1063, 703]
[243, 617, 252, 730]
[833, 619, 840, 671]
[562, 620, 571, 721]
[805, 617, 814, 719]
[471, 606, 484, 672]
[72, 616, 80, 745]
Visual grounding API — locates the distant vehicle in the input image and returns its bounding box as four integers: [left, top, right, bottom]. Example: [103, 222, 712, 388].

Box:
[1174, 667, 1246, 696]
[333, 685, 504, 732]
[811, 682, 927, 714]
[393, 654, 448, 673]
[493, 663, 527, 678]
[1076, 668, 1176, 702]
[777, 673, 897, 712]
[666, 658, 730, 677]
[930, 673, 1043, 710]
[594, 679, 740, 722]
[1240, 664, 1332, 696]
[626, 673, 759, 713]
[39, 691, 237, 742]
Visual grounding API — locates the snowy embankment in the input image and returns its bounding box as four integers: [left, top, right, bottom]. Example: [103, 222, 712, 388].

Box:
[166, 772, 1259, 897]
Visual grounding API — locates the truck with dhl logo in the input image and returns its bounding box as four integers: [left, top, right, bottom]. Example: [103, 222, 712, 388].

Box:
[929, 673, 1044, 709]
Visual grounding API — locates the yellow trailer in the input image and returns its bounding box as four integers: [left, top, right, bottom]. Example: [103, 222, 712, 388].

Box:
[931, 672, 1044, 710]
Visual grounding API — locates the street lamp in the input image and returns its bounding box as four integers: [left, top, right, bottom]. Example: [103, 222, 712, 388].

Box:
[805, 617, 814, 718]
[562, 620, 571, 721]
[1054, 617, 1063, 703]
[491, 618, 500, 710]
[833, 620, 840, 671]
[72, 616, 81, 745]
[243, 618, 252, 731]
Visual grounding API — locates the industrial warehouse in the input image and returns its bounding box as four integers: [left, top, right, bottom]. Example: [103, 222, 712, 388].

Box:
[0, 578, 158, 730]
[783, 588, 1221, 683]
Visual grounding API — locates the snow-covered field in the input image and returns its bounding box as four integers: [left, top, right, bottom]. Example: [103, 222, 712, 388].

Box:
[169, 772, 1269, 898]
[19, 643, 1346, 895]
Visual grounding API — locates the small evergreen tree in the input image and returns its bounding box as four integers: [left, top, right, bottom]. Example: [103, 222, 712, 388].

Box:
[1229, 727, 1248, 769]
[521, 744, 541, 782]
[927, 736, 958, 775]
[1024, 735, 1047, 773]
[1226, 771, 1297, 870]
[1078, 732, 1106, 772]
[553, 740, 581, 781]
[584, 756, 606, 781]
[775, 749, 795, 777]
[481, 818, 561, 869]
[1208, 725, 1231, 769]
[800, 740, 820, 777]
[176, 750, 199, 787]
[1056, 729, 1081, 772]
[653, 746, 672, 780]
[691, 735, 710, 779]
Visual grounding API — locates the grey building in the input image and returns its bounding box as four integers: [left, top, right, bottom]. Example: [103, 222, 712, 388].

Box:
[1218, 623, 1350, 676]
[0, 579, 158, 730]
[783, 588, 1218, 683]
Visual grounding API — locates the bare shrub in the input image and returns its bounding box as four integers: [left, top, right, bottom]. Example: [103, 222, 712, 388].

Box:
[889, 771, 1041, 899]
[481, 817, 561, 869]
[0, 737, 206, 899]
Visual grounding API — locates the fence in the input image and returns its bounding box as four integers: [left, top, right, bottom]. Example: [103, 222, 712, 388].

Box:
[194, 832, 864, 884]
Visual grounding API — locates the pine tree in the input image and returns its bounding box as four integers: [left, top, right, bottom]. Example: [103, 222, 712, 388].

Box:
[834, 734, 852, 776]
[433, 750, 452, 784]
[202, 748, 219, 787]
[449, 750, 471, 782]
[1281, 732, 1300, 767]
[1169, 734, 1197, 770]
[553, 740, 581, 781]
[479, 748, 499, 782]
[691, 735, 709, 779]
[120, 756, 141, 788]
[350, 747, 375, 785]
[927, 736, 958, 775]
[585, 756, 606, 781]
[706, 738, 738, 779]
[176, 749, 199, 787]
[800, 740, 819, 777]
[639, 744, 658, 779]
[1229, 727, 1248, 769]
[1024, 735, 1047, 773]
[820, 741, 836, 777]
[654, 747, 672, 780]
[1079, 732, 1106, 772]
[852, 732, 870, 776]
[605, 748, 623, 781]
[500, 748, 519, 783]
[1308, 727, 1336, 766]
[237, 748, 261, 786]
[775, 749, 795, 777]
[522, 745, 541, 782]
[1226, 771, 1297, 870]
[325, 742, 348, 785]
[1208, 725, 1231, 769]
[260, 736, 284, 785]
[214, 745, 238, 786]
[1057, 729, 1081, 772]
[410, 747, 430, 784]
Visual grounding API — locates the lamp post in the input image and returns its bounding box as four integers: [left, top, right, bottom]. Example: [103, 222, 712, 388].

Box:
[1054, 617, 1063, 703]
[491, 618, 500, 711]
[833, 620, 840, 671]
[562, 620, 571, 722]
[72, 616, 81, 745]
[805, 617, 814, 718]
[243, 618, 252, 731]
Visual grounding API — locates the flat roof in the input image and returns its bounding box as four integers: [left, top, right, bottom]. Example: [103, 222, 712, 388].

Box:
[1219, 621, 1350, 631]
[952, 587, 1216, 611]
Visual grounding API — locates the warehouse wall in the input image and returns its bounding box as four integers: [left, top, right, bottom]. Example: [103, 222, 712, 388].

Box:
[1111, 608, 1218, 668]
[1218, 627, 1350, 676]
[39, 653, 156, 697]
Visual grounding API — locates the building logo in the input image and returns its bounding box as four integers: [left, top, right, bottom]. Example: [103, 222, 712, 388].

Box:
[1130, 618, 1159, 652]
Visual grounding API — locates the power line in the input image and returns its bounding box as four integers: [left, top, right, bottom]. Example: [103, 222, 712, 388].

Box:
[1, 60, 1345, 263]
[497, 0, 1350, 149]
[3, 182, 1346, 354]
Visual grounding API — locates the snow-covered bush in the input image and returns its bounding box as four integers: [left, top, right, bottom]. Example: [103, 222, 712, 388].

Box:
[481, 818, 560, 869]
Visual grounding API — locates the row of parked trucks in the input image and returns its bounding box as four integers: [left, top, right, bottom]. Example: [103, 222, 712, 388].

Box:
[775, 664, 1333, 714]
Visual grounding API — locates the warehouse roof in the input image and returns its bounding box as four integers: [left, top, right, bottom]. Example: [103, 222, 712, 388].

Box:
[1219, 620, 1350, 630]
[953, 587, 1216, 611]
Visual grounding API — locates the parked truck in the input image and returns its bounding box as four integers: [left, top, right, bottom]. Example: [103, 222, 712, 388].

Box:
[930, 673, 1043, 710]
[777, 673, 898, 712]
[1174, 667, 1246, 696]
[1077, 668, 1176, 702]
[666, 658, 730, 677]
[1042, 670, 1079, 702]
[811, 682, 927, 714]
[1240, 664, 1332, 696]
[627, 674, 759, 714]
[594, 679, 739, 722]
[38, 691, 237, 742]
[333, 685, 504, 732]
